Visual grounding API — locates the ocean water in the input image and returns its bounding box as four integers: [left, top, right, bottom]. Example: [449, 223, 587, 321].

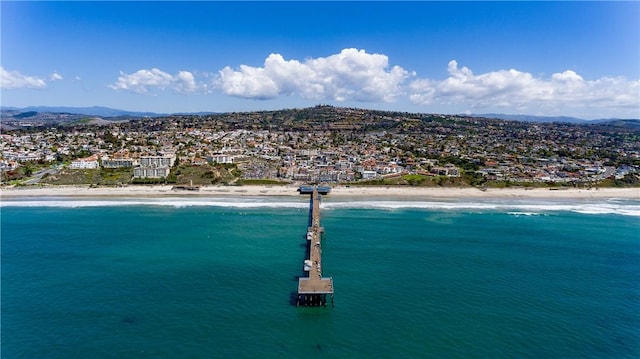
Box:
[2, 196, 639, 358]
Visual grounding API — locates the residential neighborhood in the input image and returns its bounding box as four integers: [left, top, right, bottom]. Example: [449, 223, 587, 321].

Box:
[1, 106, 639, 187]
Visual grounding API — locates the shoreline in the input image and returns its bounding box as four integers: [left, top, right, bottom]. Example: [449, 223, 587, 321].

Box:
[1, 185, 638, 200]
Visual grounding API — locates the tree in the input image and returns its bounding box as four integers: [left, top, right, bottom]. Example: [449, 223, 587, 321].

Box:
[23, 164, 34, 177]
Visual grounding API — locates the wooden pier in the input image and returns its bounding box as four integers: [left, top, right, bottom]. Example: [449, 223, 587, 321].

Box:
[297, 186, 334, 307]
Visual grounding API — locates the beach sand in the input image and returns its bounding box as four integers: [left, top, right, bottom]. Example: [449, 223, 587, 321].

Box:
[1, 185, 638, 200]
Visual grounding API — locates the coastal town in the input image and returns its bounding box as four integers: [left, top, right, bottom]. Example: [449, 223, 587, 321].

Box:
[1, 106, 639, 188]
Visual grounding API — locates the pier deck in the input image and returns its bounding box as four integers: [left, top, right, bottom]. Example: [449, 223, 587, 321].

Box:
[297, 187, 334, 306]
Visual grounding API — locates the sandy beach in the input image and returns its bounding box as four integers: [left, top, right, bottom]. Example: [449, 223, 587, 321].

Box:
[1, 185, 638, 200]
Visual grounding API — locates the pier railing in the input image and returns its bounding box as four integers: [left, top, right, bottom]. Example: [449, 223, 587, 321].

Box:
[296, 186, 334, 307]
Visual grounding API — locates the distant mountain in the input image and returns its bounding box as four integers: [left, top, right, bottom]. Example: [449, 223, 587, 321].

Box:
[2, 106, 636, 128]
[474, 114, 640, 130]
[1, 106, 162, 118]
[598, 119, 640, 129]
[172, 111, 220, 116]
[474, 113, 590, 124]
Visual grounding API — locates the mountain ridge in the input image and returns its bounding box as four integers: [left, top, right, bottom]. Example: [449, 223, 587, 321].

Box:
[1, 106, 162, 118]
[2, 105, 638, 124]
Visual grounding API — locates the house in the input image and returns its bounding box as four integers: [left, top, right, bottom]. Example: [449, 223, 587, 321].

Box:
[361, 170, 378, 180]
[431, 164, 460, 177]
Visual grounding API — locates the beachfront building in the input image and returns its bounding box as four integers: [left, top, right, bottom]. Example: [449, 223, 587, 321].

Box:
[132, 154, 175, 179]
[431, 164, 461, 177]
[70, 155, 99, 169]
[3, 151, 42, 162]
[133, 166, 170, 178]
[102, 158, 136, 168]
[139, 155, 175, 168]
[208, 154, 234, 164]
[361, 170, 378, 180]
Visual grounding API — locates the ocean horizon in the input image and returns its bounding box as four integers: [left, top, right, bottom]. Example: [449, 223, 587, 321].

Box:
[2, 195, 639, 358]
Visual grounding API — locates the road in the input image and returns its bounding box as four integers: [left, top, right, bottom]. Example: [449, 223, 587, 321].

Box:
[24, 167, 59, 185]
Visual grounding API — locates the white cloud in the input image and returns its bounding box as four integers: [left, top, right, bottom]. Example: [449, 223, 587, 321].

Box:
[0, 67, 48, 89]
[409, 60, 640, 114]
[104, 54, 638, 118]
[174, 71, 198, 93]
[218, 64, 279, 100]
[216, 48, 411, 102]
[49, 72, 63, 81]
[110, 68, 201, 94]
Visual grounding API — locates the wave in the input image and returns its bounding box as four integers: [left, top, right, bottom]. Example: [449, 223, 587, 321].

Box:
[0, 197, 309, 209]
[2, 197, 639, 216]
[507, 212, 545, 217]
[322, 200, 640, 217]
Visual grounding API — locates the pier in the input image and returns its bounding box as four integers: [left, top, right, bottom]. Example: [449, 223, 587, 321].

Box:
[297, 186, 334, 307]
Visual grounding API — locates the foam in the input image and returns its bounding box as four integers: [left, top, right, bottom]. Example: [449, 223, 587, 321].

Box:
[322, 200, 640, 217]
[0, 197, 308, 209]
[507, 212, 544, 216]
[2, 197, 639, 216]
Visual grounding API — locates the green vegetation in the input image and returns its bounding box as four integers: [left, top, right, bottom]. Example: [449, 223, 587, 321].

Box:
[38, 162, 247, 186]
[131, 177, 168, 185]
[345, 173, 640, 189]
[98, 168, 135, 185]
[41, 168, 103, 185]
[19, 163, 244, 186]
[461, 171, 487, 187]
[237, 179, 291, 185]
[349, 175, 465, 187]
[1, 161, 49, 183]
[40, 167, 131, 186]
[76, 118, 93, 124]
[594, 173, 640, 188]
[172, 164, 239, 185]
[13, 111, 38, 119]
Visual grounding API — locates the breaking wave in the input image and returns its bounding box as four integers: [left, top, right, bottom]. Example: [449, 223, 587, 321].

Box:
[322, 199, 640, 217]
[2, 197, 639, 216]
[0, 197, 308, 209]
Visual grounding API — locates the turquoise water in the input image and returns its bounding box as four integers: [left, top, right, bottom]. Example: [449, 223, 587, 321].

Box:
[2, 197, 639, 358]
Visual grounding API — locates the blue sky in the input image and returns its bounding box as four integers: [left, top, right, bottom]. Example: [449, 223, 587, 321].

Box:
[1, 1, 639, 119]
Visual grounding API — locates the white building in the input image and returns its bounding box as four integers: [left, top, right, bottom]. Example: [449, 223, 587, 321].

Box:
[361, 170, 378, 180]
[70, 155, 99, 169]
[139, 155, 175, 168]
[208, 154, 234, 164]
[133, 154, 175, 178]
[133, 167, 170, 178]
[102, 158, 136, 168]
